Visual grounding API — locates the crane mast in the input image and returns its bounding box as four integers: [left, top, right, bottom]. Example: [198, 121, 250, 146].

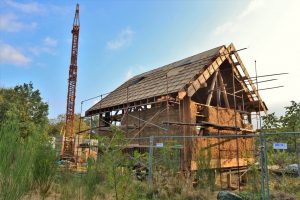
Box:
[62, 4, 80, 160]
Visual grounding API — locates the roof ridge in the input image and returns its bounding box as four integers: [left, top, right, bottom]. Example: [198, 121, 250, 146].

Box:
[86, 45, 225, 114]
[132, 45, 224, 79]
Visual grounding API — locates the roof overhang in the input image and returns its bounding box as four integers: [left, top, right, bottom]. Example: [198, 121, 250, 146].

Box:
[182, 43, 267, 113]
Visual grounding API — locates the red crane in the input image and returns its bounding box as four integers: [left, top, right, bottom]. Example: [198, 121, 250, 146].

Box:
[61, 4, 80, 161]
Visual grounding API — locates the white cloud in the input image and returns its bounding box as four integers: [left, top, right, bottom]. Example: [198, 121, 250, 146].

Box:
[213, 0, 263, 36]
[92, 99, 99, 105]
[0, 42, 31, 66]
[107, 27, 134, 50]
[0, 14, 36, 32]
[29, 46, 55, 56]
[29, 37, 57, 56]
[0, 14, 22, 32]
[213, 21, 234, 36]
[209, 0, 300, 115]
[36, 62, 46, 68]
[124, 65, 148, 81]
[238, 0, 264, 19]
[126, 69, 134, 80]
[5, 0, 45, 14]
[44, 37, 57, 47]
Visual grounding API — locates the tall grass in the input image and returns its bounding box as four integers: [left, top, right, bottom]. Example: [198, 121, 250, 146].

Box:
[0, 120, 57, 200]
[3, 121, 299, 199]
[195, 147, 215, 191]
[32, 143, 57, 199]
[0, 121, 33, 199]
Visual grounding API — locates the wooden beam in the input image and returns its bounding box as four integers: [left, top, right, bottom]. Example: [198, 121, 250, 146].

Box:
[198, 121, 241, 131]
[181, 96, 196, 171]
[206, 70, 219, 105]
[217, 71, 230, 108]
[163, 121, 254, 132]
[178, 89, 186, 100]
[227, 173, 232, 188]
[186, 46, 227, 97]
[222, 47, 254, 103]
[227, 43, 267, 113]
[127, 107, 167, 141]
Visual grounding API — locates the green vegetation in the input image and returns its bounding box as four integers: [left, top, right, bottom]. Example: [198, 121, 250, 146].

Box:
[32, 143, 57, 199]
[0, 82, 48, 138]
[48, 113, 90, 136]
[0, 83, 299, 199]
[262, 101, 300, 132]
[261, 101, 300, 199]
[195, 147, 215, 191]
[0, 120, 35, 199]
[0, 83, 55, 199]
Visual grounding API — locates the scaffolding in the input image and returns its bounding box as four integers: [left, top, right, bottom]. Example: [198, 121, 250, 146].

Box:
[75, 44, 287, 197]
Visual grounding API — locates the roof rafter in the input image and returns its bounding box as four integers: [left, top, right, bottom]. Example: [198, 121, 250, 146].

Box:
[86, 44, 267, 116]
[183, 43, 267, 113]
[226, 43, 267, 113]
[186, 46, 227, 97]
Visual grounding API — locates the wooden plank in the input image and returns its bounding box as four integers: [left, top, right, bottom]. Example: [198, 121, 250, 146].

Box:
[178, 89, 186, 100]
[193, 79, 201, 90]
[217, 72, 230, 108]
[222, 47, 254, 102]
[203, 70, 210, 80]
[227, 173, 232, 188]
[182, 97, 192, 170]
[187, 46, 227, 97]
[228, 43, 267, 113]
[191, 158, 254, 170]
[187, 86, 196, 98]
[198, 121, 241, 131]
[206, 71, 219, 105]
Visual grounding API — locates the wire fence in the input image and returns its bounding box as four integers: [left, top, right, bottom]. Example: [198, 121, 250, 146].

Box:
[124, 132, 300, 199]
[262, 132, 300, 199]
[124, 134, 257, 199]
[51, 132, 300, 199]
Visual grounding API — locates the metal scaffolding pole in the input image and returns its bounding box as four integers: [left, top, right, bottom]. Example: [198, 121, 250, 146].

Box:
[148, 136, 154, 189]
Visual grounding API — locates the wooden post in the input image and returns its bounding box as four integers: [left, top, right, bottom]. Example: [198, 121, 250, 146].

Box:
[206, 71, 219, 105]
[182, 96, 197, 171]
[227, 172, 232, 188]
[182, 96, 191, 171]
[217, 72, 230, 108]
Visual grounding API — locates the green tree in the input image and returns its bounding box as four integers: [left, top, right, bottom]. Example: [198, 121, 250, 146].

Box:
[48, 113, 90, 136]
[262, 101, 300, 132]
[0, 83, 59, 199]
[280, 101, 300, 153]
[0, 82, 48, 138]
[96, 126, 137, 200]
[280, 101, 300, 132]
[262, 101, 300, 165]
[262, 112, 281, 131]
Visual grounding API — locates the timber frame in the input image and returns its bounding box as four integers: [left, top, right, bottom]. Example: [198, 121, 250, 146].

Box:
[185, 43, 266, 112]
[81, 43, 267, 173]
[86, 43, 266, 117]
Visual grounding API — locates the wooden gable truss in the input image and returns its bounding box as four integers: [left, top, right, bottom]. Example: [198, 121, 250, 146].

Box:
[184, 43, 267, 113]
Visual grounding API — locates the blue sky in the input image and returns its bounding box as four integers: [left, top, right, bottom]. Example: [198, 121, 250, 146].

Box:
[1, 0, 300, 118]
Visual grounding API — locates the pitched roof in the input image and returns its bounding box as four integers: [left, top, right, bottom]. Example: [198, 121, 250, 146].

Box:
[86, 45, 224, 115]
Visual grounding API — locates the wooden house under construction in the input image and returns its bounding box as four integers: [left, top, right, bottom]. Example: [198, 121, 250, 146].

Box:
[85, 43, 267, 171]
